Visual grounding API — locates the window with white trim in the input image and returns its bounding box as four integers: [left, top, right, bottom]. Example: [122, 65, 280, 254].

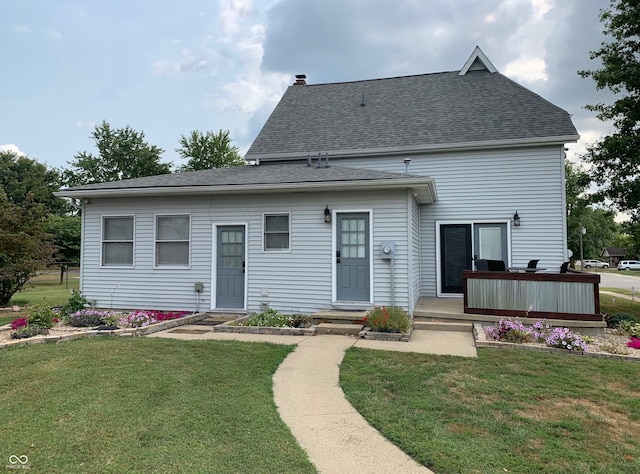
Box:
[102, 216, 134, 266]
[155, 215, 190, 266]
[264, 214, 290, 250]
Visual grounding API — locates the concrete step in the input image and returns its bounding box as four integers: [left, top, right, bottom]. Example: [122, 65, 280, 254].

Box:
[412, 320, 473, 332]
[199, 313, 243, 326]
[311, 310, 368, 325]
[315, 323, 364, 336]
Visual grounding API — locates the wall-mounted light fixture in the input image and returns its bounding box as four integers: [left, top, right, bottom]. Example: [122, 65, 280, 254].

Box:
[513, 211, 521, 227]
[324, 205, 331, 223]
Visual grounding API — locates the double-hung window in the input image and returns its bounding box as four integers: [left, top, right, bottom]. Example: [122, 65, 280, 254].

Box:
[102, 216, 134, 267]
[264, 214, 290, 251]
[156, 214, 190, 267]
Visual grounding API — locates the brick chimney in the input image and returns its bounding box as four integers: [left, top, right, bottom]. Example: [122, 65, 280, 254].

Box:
[294, 74, 307, 85]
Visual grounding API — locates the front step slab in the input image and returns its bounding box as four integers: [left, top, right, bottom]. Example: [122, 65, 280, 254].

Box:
[412, 321, 473, 332]
[315, 323, 364, 336]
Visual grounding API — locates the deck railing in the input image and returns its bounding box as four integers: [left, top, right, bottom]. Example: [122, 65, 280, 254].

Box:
[463, 270, 601, 321]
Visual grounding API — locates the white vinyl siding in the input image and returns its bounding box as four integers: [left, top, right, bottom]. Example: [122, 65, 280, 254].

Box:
[336, 145, 567, 297]
[263, 213, 290, 251]
[155, 214, 190, 267]
[101, 216, 134, 267]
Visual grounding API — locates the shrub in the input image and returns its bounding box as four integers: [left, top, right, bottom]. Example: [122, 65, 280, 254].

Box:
[10, 317, 28, 330]
[240, 308, 293, 327]
[605, 312, 639, 328]
[617, 320, 640, 338]
[28, 305, 56, 328]
[290, 313, 312, 328]
[545, 327, 589, 352]
[68, 309, 114, 327]
[365, 306, 411, 333]
[59, 289, 89, 318]
[485, 319, 534, 343]
[11, 325, 49, 339]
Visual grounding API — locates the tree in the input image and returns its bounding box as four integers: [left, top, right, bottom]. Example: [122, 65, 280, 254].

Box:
[0, 191, 56, 306]
[579, 0, 640, 222]
[64, 120, 171, 186]
[0, 151, 69, 215]
[46, 214, 81, 263]
[565, 161, 618, 260]
[176, 129, 245, 171]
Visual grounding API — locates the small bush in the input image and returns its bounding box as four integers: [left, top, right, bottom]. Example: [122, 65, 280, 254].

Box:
[11, 317, 28, 330]
[11, 325, 49, 339]
[617, 320, 640, 337]
[68, 309, 113, 327]
[364, 306, 411, 333]
[28, 305, 56, 328]
[605, 312, 639, 328]
[545, 327, 589, 352]
[59, 289, 89, 318]
[240, 308, 305, 328]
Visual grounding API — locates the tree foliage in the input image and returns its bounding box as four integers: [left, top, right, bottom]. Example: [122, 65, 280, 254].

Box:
[64, 120, 171, 186]
[46, 214, 81, 263]
[176, 129, 245, 171]
[565, 161, 618, 260]
[579, 0, 640, 221]
[0, 151, 69, 215]
[0, 191, 56, 306]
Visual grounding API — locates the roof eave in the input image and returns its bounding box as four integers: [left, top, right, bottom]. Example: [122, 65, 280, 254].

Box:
[56, 177, 438, 204]
[246, 135, 581, 162]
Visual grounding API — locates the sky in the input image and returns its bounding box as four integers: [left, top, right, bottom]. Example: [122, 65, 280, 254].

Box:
[1, 0, 614, 172]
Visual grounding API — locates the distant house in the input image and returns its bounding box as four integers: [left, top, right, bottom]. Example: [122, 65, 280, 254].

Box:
[600, 246, 626, 266]
[57, 47, 579, 315]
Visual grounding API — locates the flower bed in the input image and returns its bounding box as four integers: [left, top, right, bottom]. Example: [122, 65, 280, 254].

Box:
[215, 309, 316, 336]
[358, 306, 412, 342]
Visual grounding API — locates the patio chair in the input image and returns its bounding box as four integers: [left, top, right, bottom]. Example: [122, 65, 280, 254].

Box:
[527, 259, 540, 270]
[475, 259, 489, 271]
[560, 261, 569, 273]
[487, 259, 506, 271]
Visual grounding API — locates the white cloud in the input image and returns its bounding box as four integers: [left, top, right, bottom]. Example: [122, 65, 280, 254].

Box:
[220, 0, 253, 33]
[0, 144, 27, 156]
[504, 57, 547, 81]
[11, 24, 31, 33]
[46, 29, 62, 40]
[153, 48, 220, 78]
[75, 120, 96, 129]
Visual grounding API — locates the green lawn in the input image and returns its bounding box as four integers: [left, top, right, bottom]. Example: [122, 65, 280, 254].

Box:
[340, 347, 640, 474]
[600, 292, 640, 319]
[0, 338, 315, 473]
[8, 273, 79, 308]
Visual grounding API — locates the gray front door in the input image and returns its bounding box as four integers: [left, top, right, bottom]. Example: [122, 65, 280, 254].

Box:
[337, 213, 370, 301]
[216, 226, 245, 309]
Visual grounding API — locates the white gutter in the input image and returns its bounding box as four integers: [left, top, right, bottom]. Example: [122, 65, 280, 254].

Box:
[246, 135, 580, 162]
[56, 177, 438, 204]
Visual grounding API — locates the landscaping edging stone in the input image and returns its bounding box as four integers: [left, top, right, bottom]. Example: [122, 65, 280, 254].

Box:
[473, 322, 640, 363]
[212, 317, 316, 336]
[0, 312, 209, 350]
[359, 327, 412, 342]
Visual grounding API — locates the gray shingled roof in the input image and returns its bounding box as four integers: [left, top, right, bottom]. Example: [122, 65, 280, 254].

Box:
[57, 163, 436, 203]
[246, 69, 579, 160]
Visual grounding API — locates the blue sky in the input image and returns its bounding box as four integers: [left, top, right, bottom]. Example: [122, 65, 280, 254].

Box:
[1, 0, 612, 171]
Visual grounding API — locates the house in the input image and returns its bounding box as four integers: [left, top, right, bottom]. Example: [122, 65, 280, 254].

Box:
[57, 47, 579, 316]
[600, 246, 626, 267]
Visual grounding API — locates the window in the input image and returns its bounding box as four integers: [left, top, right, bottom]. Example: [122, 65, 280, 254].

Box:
[102, 216, 134, 266]
[264, 214, 290, 250]
[156, 215, 190, 266]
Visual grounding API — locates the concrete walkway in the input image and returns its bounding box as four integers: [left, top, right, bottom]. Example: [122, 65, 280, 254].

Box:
[149, 327, 476, 473]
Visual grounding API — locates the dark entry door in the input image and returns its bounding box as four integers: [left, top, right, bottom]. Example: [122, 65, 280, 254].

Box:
[440, 224, 472, 294]
[337, 213, 370, 301]
[216, 226, 245, 309]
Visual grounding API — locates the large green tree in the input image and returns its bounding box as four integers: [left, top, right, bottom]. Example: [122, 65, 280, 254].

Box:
[579, 0, 640, 221]
[64, 120, 171, 186]
[565, 161, 618, 261]
[176, 129, 245, 171]
[46, 214, 81, 263]
[0, 191, 56, 306]
[0, 151, 69, 215]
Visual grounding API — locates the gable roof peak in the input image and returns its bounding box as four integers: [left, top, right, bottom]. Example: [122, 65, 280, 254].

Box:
[459, 46, 497, 75]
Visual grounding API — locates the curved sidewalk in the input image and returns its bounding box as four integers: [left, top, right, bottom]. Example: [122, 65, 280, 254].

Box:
[273, 335, 433, 474]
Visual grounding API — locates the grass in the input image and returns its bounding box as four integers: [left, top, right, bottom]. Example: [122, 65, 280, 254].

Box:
[0, 337, 315, 473]
[8, 273, 79, 308]
[600, 292, 640, 319]
[340, 347, 640, 474]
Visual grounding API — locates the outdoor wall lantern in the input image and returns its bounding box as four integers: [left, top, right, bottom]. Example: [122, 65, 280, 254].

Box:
[513, 211, 521, 227]
[324, 205, 332, 223]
